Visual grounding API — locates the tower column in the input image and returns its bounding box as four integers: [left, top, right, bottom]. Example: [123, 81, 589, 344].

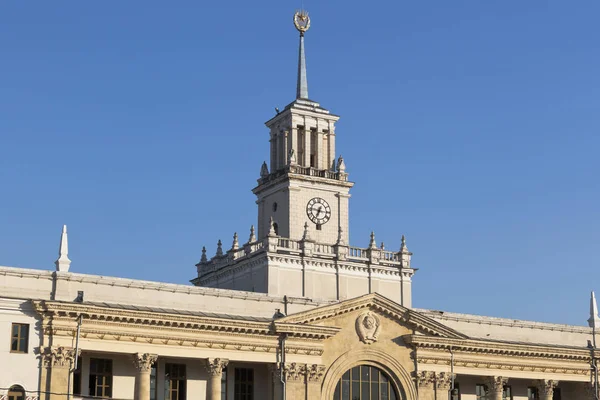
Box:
[328, 132, 336, 170]
[315, 129, 324, 169]
[290, 127, 298, 165]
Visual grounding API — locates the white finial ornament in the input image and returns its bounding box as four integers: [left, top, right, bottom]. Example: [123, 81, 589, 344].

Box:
[216, 240, 223, 257]
[55, 225, 71, 272]
[302, 222, 311, 241]
[232, 232, 239, 250]
[369, 231, 377, 249]
[249, 225, 256, 243]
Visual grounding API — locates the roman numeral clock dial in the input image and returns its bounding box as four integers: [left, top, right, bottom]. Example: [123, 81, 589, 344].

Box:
[306, 197, 331, 226]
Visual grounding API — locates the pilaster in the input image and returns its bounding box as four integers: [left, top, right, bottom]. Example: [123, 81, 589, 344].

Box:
[435, 372, 454, 397]
[306, 364, 326, 399]
[204, 358, 229, 400]
[282, 362, 307, 400]
[416, 371, 435, 400]
[39, 346, 79, 400]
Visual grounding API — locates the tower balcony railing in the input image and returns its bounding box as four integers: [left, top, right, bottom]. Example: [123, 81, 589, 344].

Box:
[258, 164, 349, 186]
[197, 234, 411, 279]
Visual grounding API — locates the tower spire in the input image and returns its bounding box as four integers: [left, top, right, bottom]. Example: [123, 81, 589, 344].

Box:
[294, 10, 311, 99]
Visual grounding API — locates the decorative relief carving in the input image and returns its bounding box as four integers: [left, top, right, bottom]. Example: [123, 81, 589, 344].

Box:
[306, 364, 326, 383]
[132, 353, 157, 373]
[356, 311, 381, 344]
[39, 346, 79, 369]
[415, 371, 435, 388]
[204, 358, 229, 377]
[484, 377, 508, 393]
[283, 362, 306, 382]
[536, 379, 559, 395]
[436, 372, 454, 390]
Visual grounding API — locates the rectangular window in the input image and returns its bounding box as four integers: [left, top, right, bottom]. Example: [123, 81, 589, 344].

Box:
[528, 387, 539, 400]
[89, 358, 112, 398]
[503, 386, 512, 400]
[165, 363, 186, 400]
[10, 323, 29, 353]
[476, 384, 489, 400]
[234, 368, 254, 400]
[221, 367, 227, 400]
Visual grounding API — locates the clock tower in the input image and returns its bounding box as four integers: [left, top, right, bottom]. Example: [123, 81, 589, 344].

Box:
[193, 10, 415, 307]
[253, 10, 353, 245]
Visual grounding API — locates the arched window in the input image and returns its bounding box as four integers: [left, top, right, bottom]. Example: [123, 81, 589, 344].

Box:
[8, 385, 25, 400]
[333, 365, 401, 400]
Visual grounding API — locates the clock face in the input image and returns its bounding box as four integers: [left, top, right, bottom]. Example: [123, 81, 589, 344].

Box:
[306, 197, 331, 225]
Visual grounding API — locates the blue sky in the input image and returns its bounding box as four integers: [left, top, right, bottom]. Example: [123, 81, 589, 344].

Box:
[1, 1, 598, 326]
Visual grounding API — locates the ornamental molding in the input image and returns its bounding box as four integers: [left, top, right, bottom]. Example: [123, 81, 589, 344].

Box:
[416, 355, 589, 376]
[356, 311, 381, 344]
[38, 346, 79, 368]
[132, 353, 157, 373]
[277, 293, 466, 339]
[204, 358, 229, 376]
[32, 300, 334, 341]
[406, 335, 592, 362]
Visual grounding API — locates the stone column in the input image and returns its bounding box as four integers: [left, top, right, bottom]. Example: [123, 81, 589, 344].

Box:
[536, 379, 559, 400]
[40, 346, 79, 400]
[204, 358, 229, 400]
[484, 377, 508, 400]
[416, 371, 435, 400]
[306, 364, 326, 399]
[315, 130, 324, 169]
[133, 353, 157, 400]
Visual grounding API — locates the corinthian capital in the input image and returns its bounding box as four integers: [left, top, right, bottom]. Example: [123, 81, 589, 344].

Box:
[415, 371, 435, 388]
[436, 373, 455, 390]
[536, 380, 559, 395]
[132, 353, 157, 373]
[282, 362, 307, 382]
[485, 377, 508, 393]
[306, 364, 326, 383]
[204, 358, 229, 377]
[39, 346, 79, 369]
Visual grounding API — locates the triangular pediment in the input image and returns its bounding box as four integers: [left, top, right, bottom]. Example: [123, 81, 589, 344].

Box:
[277, 293, 468, 339]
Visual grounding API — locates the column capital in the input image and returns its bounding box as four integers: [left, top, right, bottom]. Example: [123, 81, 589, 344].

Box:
[415, 371, 435, 389]
[306, 364, 326, 383]
[282, 362, 307, 383]
[38, 346, 79, 369]
[204, 358, 229, 377]
[435, 372, 455, 391]
[485, 377, 508, 393]
[535, 379, 559, 396]
[132, 353, 157, 373]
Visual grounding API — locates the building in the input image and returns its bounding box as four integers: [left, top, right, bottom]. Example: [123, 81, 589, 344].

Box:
[1, 10, 598, 400]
